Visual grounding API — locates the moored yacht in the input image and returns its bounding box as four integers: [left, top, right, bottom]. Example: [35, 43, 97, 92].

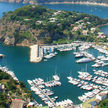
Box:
[76, 58, 92, 63]
[75, 53, 84, 58]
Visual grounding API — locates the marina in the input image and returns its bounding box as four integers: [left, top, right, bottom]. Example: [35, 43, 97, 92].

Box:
[28, 41, 108, 106]
[78, 72, 92, 81]
[93, 70, 108, 77]
[0, 41, 108, 105]
[30, 81, 56, 107]
[27, 76, 74, 107]
[31, 42, 96, 63]
[0, 2, 108, 106]
[67, 70, 108, 103]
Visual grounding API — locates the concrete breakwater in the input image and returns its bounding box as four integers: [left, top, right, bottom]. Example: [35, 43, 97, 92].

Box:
[29, 43, 73, 63]
[30, 45, 43, 63]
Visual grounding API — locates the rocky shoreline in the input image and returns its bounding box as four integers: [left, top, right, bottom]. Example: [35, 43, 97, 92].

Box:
[0, 4, 108, 47]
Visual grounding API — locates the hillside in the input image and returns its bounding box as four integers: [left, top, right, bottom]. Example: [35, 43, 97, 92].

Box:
[0, 68, 34, 108]
[0, 5, 108, 46]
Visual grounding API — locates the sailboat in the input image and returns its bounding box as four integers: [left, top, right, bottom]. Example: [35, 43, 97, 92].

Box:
[67, 70, 72, 80]
[53, 67, 60, 81]
[78, 64, 92, 81]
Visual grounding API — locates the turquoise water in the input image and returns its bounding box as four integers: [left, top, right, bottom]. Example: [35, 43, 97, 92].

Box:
[1, 44, 108, 105]
[0, 2, 108, 105]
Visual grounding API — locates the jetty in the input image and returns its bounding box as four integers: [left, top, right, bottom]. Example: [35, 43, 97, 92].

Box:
[28, 77, 74, 107]
[28, 78, 57, 107]
[34, 84, 56, 107]
[30, 45, 43, 63]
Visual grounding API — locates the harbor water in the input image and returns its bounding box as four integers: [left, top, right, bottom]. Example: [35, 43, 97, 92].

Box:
[0, 2, 108, 105]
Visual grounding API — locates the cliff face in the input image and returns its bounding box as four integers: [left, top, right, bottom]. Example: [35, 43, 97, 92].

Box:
[0, 0, 108, 4]
[0, 5, 63, 46]
[0, 20, 43, 46]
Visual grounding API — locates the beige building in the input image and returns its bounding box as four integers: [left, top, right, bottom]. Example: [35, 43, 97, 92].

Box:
[82, 30, 88, 35]
[11, 99, 25, 108]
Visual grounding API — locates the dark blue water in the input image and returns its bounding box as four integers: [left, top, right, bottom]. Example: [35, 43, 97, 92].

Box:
[43, 4, 108, 19]
[0, 2, 108, 105]
[0, 2, 25, 18]
[100, 25, 108, 36]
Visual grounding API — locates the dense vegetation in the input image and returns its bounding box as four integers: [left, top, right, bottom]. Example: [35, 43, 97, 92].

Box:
[98, 98, 108, 108]
[0, 69, 33, 108]
[0, 5, 108, 46]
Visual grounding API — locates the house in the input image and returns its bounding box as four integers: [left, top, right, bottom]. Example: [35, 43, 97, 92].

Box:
[87, 22, 91, 24]
[11, 99, 25, 108]
[97, 32, 106, 38]
[96, 91, 108, 101]
[49, 18, 57, 22]
[84, 17, 89, 19]
[0, 84, 5, 91]
[53, 10, 61, 16]
[70, 24, 74, 27]
[91, 28, 96, 33]
[72, 27, 79, 31]
[36, 21, 43, 24]
[82, 30, 88, 35]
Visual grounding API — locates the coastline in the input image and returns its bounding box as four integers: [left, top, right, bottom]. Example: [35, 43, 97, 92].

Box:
[42, 1, 108, 7]
[97, 23, 108, 28]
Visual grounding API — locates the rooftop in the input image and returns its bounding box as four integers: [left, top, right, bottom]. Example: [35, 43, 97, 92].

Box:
[11, 99, 25, 108]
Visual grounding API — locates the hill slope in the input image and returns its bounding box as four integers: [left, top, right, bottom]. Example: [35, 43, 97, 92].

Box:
[0, 68, 33, 107]
[0, 5, 108, 46]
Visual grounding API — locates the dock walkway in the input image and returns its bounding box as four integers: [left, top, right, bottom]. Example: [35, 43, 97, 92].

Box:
[32, 82, 56, 107]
